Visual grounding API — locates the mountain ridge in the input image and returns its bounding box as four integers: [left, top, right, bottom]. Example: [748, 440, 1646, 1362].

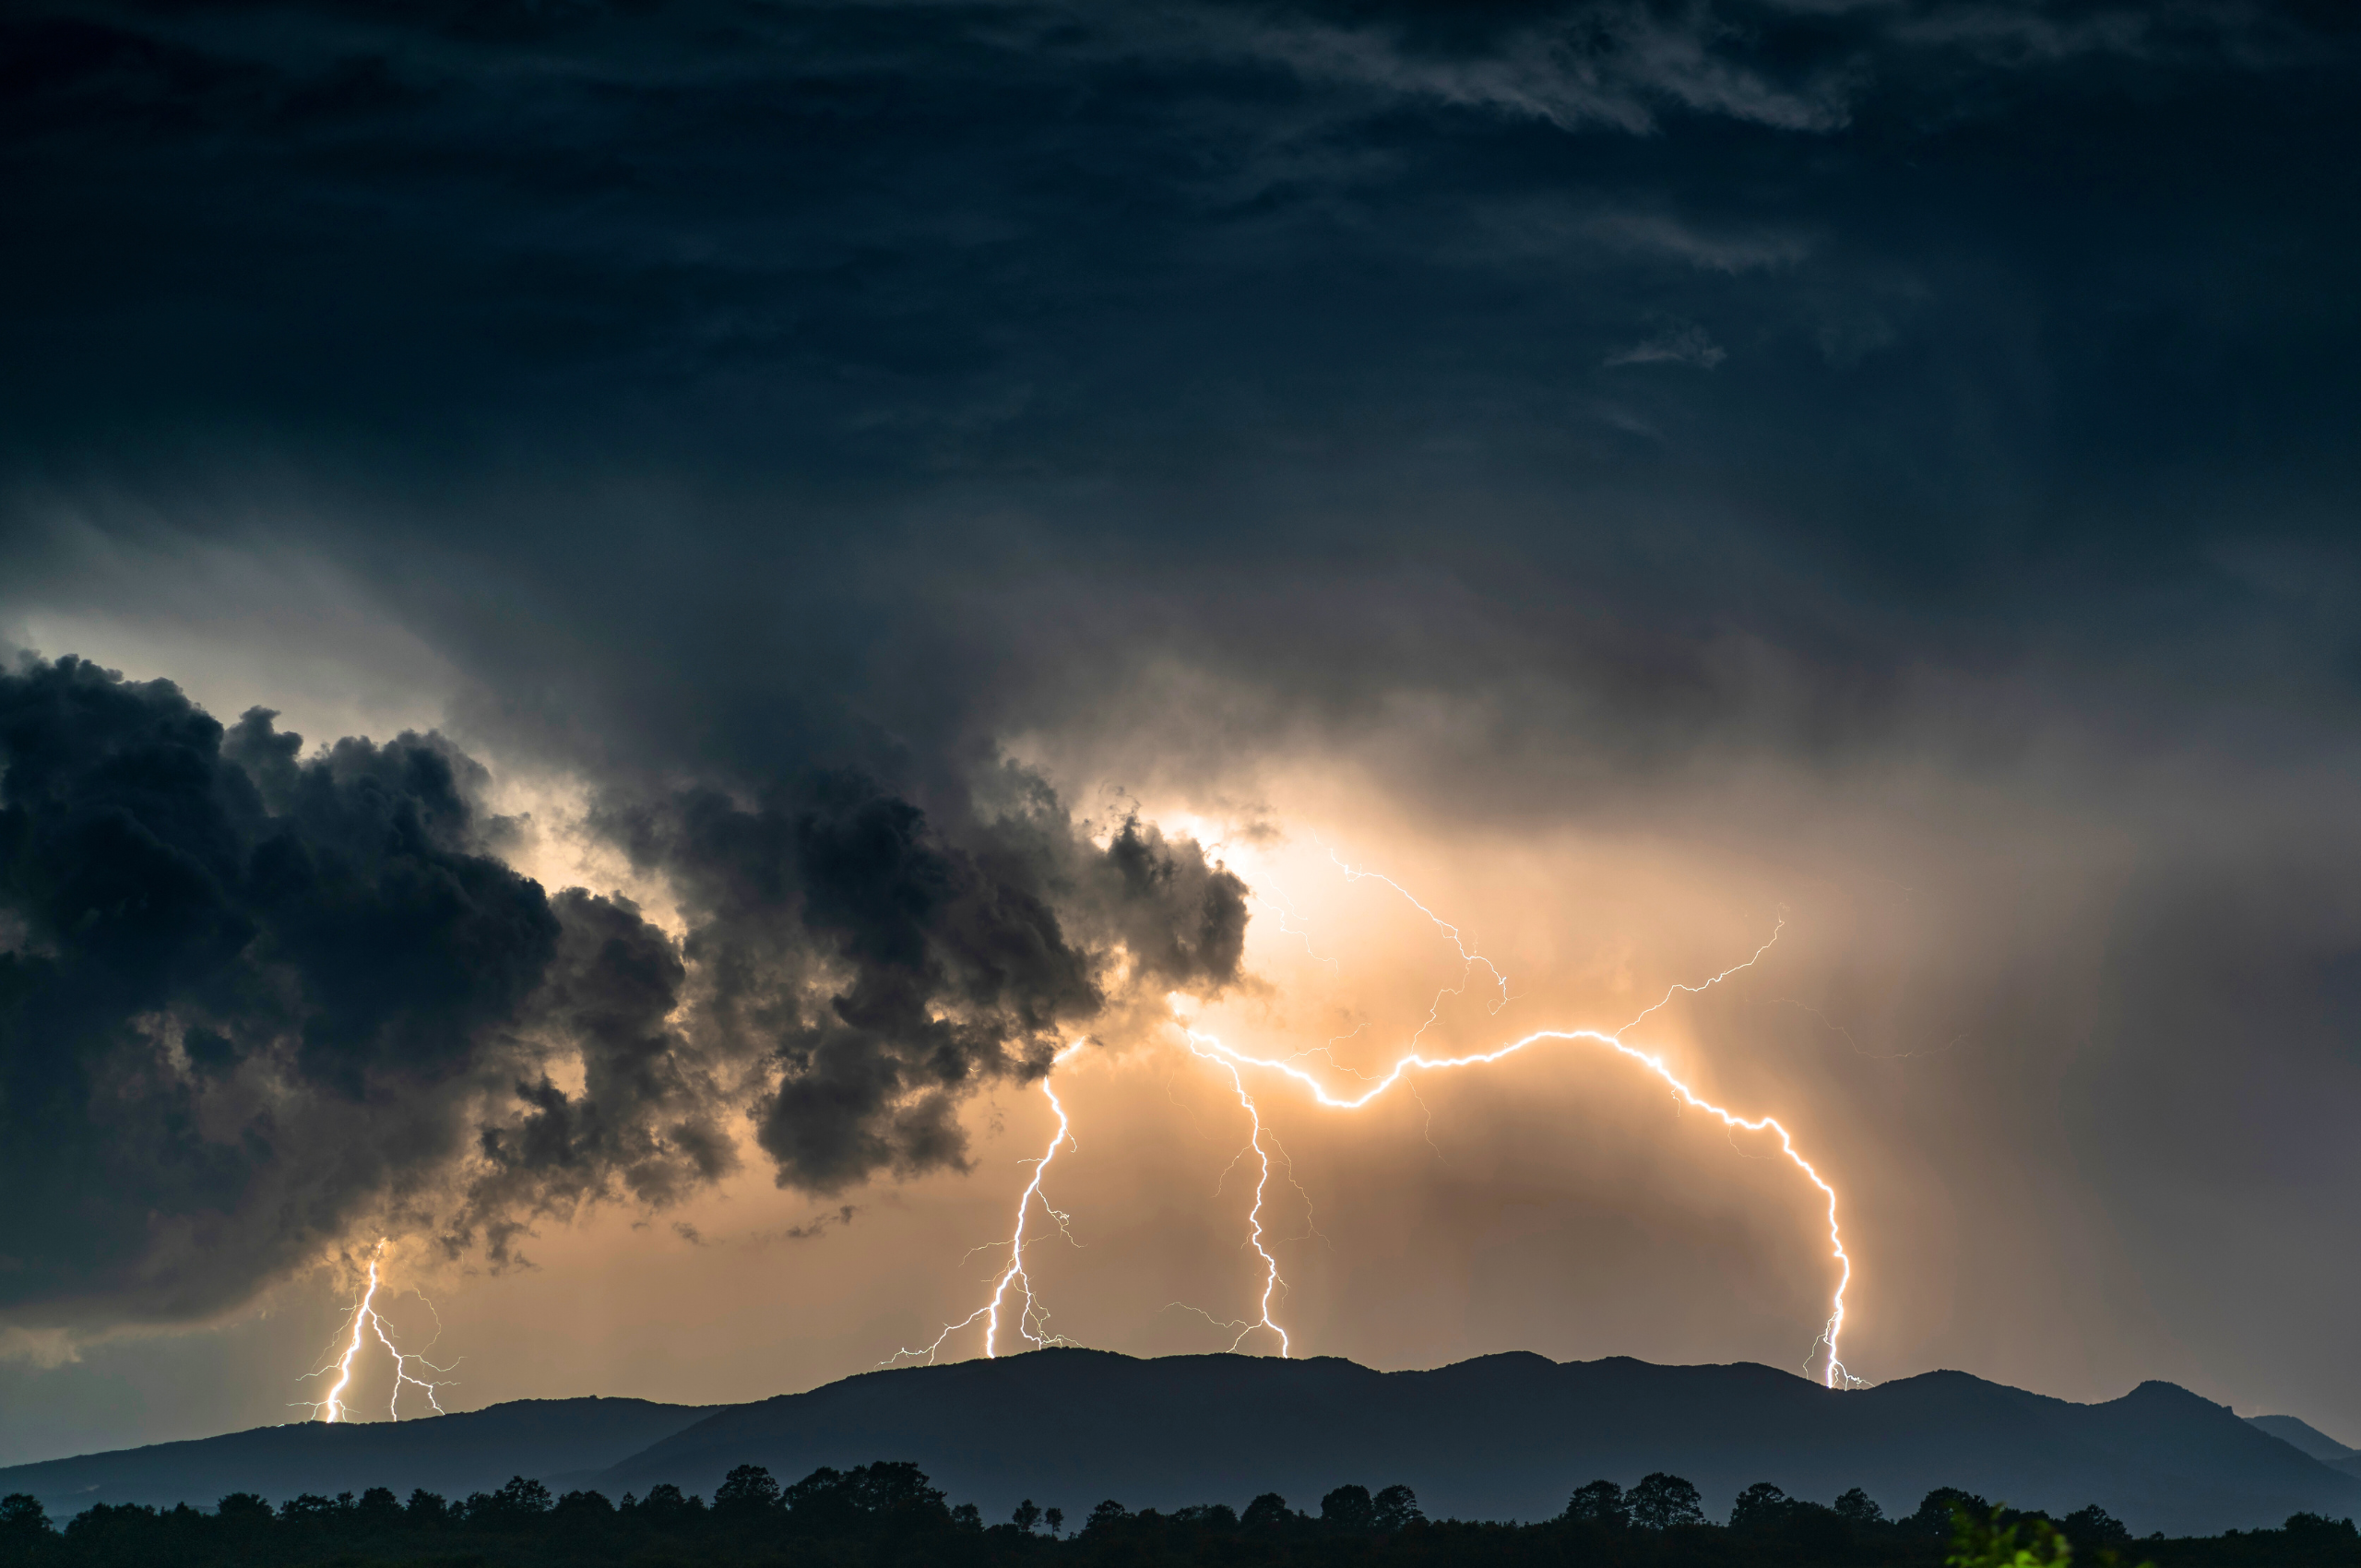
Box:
[2248, 1413, 2361, 1463]
[0, 1396, 714, 1518]
[6, 1351, 2356, 1538]
[593, 1349, 2361, 1537]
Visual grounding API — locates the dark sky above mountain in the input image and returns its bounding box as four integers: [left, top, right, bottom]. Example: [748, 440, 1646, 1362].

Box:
[3, 0, 2359, 1464]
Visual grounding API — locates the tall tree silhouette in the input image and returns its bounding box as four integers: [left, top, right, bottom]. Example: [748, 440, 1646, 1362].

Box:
[1627, 1474, 1704, 1529]
[1566, 1479, 1628, 1526]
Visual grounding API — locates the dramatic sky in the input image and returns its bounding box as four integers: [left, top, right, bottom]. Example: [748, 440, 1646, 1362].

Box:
[5, 0, 2359, 1466]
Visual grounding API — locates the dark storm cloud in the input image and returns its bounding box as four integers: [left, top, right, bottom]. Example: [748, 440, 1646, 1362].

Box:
[451, 885, 736, 1266]
[606, 781, 1244, 1191]
[0, 655, 564, 1321]
[0, 657, 1246, 1323]
[6, 0, 2352, 775]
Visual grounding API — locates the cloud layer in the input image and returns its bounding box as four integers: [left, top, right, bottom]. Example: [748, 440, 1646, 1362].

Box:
[0, 657, 1243, 1327]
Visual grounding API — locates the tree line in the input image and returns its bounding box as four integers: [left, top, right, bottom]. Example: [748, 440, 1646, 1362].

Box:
[3, 1459, 2355, 1567]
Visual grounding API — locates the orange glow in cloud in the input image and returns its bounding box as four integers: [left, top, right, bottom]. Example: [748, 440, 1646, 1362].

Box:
[287, 793, 1880, 1414]
[890, 819, 1869, 1389]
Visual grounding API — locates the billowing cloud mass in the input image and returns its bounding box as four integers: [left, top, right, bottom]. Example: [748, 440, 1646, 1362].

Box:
[2, 0, 2360, 1452]
[0, 656, 1244, 1326]
[603, 782, 1243, 1193]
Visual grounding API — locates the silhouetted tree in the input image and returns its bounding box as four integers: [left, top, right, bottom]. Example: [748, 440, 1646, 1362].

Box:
[776, 1461, 943, 1532]
[1371, 1484, 1424, 1531]
[1628, 1473, 1704, 1529]
[1566, 1479, 1627, 1526]
[0, 1495, 50, 1546]
[2282, 1512, 2361, 1552]
[840, 1460, 946, 1520]
[0, 1455, 2265, 1568]
[1242, 1492, 1292, 1530]
[1045, 1506, 1064, 1537]
[477, 1477, 553, 1521]
[1012, 1498, 1042, 1534]
[215, 1493, 271, 1525]
[1728, 1481, 1792, 1528]
[635, 1482, 701, 1522]
[715, 1465, 782, 1515]
[1906, 1487, 1988, 1536]
[782, 1467, 838, 1505]
[1321, 1484, 1374, 1532]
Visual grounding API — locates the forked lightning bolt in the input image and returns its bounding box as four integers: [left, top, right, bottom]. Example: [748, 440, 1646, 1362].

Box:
[885, 1043, 1088, 1364]
[1180, 1042, 1292, 1355]
[892, 845, 1867, 1391]
[1325, 847, 1511, 1040]
[1183, 998, 1867, 1388]
[1180, 893, 1866, 1389]
[291, 1241, 458, 1421]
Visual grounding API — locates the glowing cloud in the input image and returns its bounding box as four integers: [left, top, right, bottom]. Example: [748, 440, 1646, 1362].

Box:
[894, 837, 1866, 1390]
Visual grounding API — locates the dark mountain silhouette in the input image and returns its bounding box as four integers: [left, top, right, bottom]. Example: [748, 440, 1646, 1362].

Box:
[7, 1352, 2357, 1538]
[0, 1397, 710, 1516]
[2250, 1414, 2360, 1463]
[599, 1350, 2361, 1538]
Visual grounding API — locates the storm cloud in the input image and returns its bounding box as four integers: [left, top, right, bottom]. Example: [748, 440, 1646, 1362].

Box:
[0, 657, 1245, 1326]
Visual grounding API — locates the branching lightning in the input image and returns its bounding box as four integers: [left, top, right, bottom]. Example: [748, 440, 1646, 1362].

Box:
[1614, 921, 1787, 1038]
[890, 845, 1868, 1390]
[1180, 1039, 1291, 1354]
[291, 1241, 459, 1422]
[281, 846, 1868, 1405]
[885, 1043, 1089, 1365]
[1325, 847, 1511, 1039]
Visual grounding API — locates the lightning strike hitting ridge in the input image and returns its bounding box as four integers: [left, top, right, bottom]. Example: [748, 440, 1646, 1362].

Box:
[886, 847, 1865, 1391]
[1179, 886, 1867, 1388]
[886, 1043, 1088, 1365]
[1181, 1039, 1291, 1355]
[291, 1241, 458, 1422]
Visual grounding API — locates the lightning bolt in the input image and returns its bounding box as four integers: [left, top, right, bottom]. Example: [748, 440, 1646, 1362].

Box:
[1615, 920, 1786, 1037]
[886, 1042, 1088, 1365]
[1179, 883, 1864, 1389]
[1181, 1039, 1291, 1355]
[1325, 846, 1511, 1039]
[291, 1241, 459, 1421]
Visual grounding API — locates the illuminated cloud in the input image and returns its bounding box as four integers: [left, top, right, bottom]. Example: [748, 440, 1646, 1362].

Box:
[0, 657, 1244, 1333]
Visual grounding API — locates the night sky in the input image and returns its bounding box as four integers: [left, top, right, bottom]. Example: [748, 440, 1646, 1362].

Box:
[5, 0, 2360, 1463]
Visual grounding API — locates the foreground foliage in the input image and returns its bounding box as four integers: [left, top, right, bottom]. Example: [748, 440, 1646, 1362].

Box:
[2, 1460, 2355, 1567]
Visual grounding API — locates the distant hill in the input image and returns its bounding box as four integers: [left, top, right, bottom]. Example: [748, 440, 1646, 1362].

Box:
[599, 1350, 2361, 1538]
[8, 1354, 2357, 1538]
[2249, 1413, 2360, 1463]
[0, 1397, 712, 1517]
